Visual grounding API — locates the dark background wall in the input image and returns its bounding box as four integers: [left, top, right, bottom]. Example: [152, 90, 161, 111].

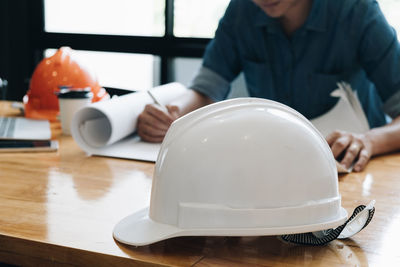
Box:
[0, 0, 41, 101]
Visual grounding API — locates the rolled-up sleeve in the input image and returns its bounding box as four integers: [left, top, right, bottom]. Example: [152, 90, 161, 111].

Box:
[383, 90, 400, 118]
[189, 66, 231, 101]
[358, 0, 400, 118]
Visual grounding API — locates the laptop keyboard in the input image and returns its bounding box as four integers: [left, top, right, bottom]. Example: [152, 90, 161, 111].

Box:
[0, 117, 16, 138]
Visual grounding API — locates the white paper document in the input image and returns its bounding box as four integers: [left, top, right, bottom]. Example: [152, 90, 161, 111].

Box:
[311, 82, 369, 137]
[310, 82, 370, 173]
[71, 83, 187, 161]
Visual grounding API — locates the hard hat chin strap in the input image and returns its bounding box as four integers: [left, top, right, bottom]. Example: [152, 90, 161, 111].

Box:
[280, 200, 375, 246]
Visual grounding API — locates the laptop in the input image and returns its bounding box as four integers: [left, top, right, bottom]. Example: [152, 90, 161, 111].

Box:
[0, 116, 51, 140]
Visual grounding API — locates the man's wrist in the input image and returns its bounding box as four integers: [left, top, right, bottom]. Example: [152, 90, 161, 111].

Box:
[365, 127, 392, 156]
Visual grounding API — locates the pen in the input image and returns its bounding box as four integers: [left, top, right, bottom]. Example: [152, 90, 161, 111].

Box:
[147, 90, 168, 111]
[147, 90, 161, 105]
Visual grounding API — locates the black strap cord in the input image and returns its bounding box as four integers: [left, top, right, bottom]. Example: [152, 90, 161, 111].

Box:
[280, 204, 375, 246]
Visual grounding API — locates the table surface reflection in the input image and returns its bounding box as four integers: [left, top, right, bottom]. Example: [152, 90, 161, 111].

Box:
[1, 101, 400, 266]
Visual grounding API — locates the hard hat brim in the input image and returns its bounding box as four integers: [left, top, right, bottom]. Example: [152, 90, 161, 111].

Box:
[113, 207, 348, 246]
[113, 207, 181, 246]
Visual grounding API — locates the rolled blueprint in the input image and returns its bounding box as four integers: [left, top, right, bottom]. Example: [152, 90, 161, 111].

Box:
[71, 83, 187, 161]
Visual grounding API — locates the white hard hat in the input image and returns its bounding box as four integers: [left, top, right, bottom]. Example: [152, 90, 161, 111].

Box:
[114, 98, 363, 246]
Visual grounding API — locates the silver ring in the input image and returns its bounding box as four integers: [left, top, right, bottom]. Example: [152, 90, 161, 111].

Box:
[349, 143, 361, 151]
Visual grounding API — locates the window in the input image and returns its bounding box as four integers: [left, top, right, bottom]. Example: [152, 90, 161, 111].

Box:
[174, 0, 230, 38]
[378, 0, 400, 34]
[41, 0, 222, 94]
[45, 49, 160, 91]
[44, 0, 165, 36]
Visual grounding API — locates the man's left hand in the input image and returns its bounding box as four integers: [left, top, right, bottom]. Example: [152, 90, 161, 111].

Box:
[326, 130, 373, 172]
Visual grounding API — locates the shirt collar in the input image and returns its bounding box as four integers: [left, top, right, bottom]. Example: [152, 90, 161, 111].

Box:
[253, 0, 328, 33]
[305, 0, 328, 32]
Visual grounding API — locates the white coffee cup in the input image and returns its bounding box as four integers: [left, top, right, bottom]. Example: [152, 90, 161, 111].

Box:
[58, 88, 93, 135]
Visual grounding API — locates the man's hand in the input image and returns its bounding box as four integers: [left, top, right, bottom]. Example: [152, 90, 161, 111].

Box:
[137, 90, 214, 143]
[326, 130, 373, 172]
[137, 104, 180, 143]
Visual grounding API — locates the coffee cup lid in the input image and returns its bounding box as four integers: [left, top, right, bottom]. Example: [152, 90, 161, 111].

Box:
[56, 87, 93, 99]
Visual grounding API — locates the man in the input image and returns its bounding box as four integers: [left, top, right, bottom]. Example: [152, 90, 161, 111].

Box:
[137, 0, 400, 172]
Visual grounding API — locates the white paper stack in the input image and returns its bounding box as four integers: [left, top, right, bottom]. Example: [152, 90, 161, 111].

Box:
[311, 82, 370, 137]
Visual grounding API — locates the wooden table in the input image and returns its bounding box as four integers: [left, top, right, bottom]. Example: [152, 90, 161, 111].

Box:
[1, 101, 400, 266]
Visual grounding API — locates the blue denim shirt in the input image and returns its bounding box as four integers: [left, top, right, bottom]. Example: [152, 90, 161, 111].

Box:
[190, 0, 400, 128]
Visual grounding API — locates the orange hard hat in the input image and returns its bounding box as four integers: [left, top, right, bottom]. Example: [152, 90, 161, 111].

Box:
[23, 47, 109, 121]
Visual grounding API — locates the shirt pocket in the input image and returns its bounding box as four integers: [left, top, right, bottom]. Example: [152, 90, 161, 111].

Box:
[242, 59, 279, 100]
